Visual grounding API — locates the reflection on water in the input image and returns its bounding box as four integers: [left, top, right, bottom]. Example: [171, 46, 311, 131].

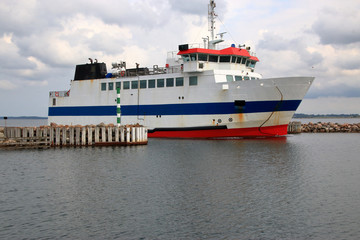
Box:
[1, 134, 360, 239]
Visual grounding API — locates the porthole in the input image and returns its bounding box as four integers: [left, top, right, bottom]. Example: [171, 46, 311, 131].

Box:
[218, 119, 222, 123]
[229, 118, 233, 122]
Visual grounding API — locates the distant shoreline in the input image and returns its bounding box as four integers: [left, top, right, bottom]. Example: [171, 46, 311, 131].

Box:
[293, 114, 360, 118]
[1, 116, 48, 119]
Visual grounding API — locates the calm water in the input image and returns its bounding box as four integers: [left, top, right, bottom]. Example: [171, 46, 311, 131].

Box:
[1, 133, 360, 239]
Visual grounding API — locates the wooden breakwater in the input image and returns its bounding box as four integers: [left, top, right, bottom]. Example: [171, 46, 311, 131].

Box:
[287, 121, 302, 134]
[0, 124, 147, 149]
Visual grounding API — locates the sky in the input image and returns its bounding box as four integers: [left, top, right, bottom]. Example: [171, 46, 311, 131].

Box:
[0, 0, 359, 117]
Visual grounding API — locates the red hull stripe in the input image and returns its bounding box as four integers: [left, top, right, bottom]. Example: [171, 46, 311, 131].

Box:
[148, 124, 288, 138]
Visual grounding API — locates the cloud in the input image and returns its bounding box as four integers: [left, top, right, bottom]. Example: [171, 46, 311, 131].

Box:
[312, 7, 360, 45]
[168, 0, 227, 16]
[0, 34, 36, 70]
[0, 80, 17, 90]
[251, 1, 360, 101]
[26, 80, 48, 87]
[336, 47, 360, 70]
[257, 32, 323, 67]
[297, 97, 360, 114]
[306, 84, 360, 98]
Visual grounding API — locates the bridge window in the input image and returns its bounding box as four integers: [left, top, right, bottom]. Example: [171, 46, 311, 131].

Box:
[123, 81, 130, 89]
[242, 58, 246, 64]
[176, 77, 184, 86]
[209, 55, 218, 62]
[236, 57, 242, 64]
[131, 81, 138, 89]
[231, 56, 237, 63]
[166, 78, 174, 87]
[157, 79, 164, 88]
[249, 61, 256, 68]
[235, 76, 242, 81]
[101, 82, 106, 91]
[182, 55, 190, 62]
[198, 54, 208, 61]
[220, 56, 231, 62]
[190, 54, 197, 61]
[140, 80, 147, 89]
[108, 82, 114, 90]
[116, 82, 121, 89]
[244, 76, 250, 81]
[189, 76, 198, 86]
[148, 79, 155, 88]
[226, 75, 233, 82]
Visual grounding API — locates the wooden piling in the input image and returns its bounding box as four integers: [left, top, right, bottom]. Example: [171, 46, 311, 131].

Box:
[49, 128, 54, 145]
[95, 127, 100, 143]
[81, 127, 86, 145]
[77, 128, 81, 145]
[62, 127, 67, 146]
[115, 127, 119, 142]
[16, 128, 21, 138]
[87, 127, 92, 145]
[101, 127, 105, 143]
[69, 127, 75, 145]
[55, 127, 60, 146]
[120, 127, 125, 142]
[108, 126, 112, 143]
[287, 121, 302, 134]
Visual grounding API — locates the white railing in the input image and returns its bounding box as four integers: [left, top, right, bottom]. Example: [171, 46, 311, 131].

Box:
[49, 90, 70, 98]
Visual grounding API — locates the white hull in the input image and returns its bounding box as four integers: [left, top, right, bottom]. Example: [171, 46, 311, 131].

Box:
[48, 72, 313, 137]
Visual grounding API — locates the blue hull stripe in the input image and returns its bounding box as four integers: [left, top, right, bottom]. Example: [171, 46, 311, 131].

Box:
[48, 106, 116, 116]
[48, 100, 301, 116]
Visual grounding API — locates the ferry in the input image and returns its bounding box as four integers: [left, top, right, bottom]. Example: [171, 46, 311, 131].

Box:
[48, 0, 314, 138]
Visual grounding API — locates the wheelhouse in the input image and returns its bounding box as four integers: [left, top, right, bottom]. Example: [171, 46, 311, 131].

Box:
[177, 44, 259, 72]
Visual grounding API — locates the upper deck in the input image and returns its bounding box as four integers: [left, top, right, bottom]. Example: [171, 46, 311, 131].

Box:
[171, 44, 259, 73]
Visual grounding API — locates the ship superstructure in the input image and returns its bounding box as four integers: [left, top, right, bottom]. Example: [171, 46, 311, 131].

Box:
[48, 0, 314, 138]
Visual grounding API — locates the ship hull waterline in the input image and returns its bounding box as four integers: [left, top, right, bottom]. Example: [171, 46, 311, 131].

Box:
[147, 124, 288, 138]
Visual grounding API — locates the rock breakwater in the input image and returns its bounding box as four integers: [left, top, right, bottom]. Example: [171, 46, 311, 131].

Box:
[301, 122, 360, 133]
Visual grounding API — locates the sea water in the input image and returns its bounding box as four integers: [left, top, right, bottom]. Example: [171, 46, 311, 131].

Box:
[1, 123, 360, 239]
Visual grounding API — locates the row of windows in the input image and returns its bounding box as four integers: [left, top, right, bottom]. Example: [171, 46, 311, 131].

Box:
[182, 54, 256, 68]
[226, 75, 258, 82]
[101, 76, 198, 91]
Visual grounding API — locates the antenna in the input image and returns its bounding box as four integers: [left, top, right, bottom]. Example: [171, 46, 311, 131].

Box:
[217, 32, 226, 39]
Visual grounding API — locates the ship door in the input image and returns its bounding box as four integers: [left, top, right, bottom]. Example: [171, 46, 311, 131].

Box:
[234, 100, 246, 113]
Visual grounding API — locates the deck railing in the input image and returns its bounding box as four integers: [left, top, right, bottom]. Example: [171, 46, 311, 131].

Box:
[49, 90, 70, 98]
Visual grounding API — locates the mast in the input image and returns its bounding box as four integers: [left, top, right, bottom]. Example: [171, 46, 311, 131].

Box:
[207, 0, 224, 49]
[208, 0, 216, 41]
